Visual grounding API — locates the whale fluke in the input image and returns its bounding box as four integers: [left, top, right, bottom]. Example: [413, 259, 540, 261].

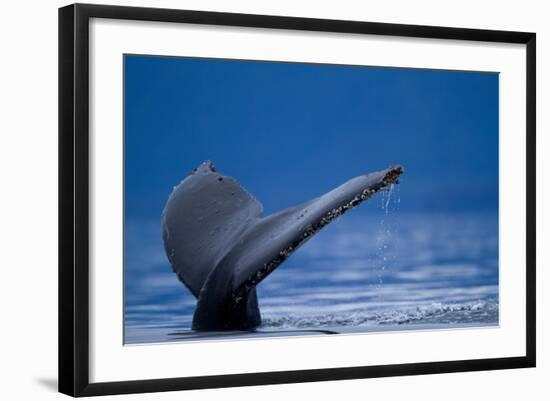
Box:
[162, 161, 403, 331]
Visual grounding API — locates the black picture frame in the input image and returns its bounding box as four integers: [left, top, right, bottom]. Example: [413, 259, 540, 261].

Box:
[59, 3, 536, 397]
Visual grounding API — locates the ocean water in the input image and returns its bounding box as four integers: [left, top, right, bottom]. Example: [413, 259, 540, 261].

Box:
[124, 195, 498, 344]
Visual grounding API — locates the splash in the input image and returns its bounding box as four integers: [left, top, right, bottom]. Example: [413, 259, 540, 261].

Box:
[261, 299, 499, 329]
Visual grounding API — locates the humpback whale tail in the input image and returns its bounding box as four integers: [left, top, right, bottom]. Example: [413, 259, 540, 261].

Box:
[162, 161, 403, 331]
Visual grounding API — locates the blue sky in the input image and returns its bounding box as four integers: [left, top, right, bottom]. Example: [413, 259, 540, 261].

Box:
[124, 55, 498, 219]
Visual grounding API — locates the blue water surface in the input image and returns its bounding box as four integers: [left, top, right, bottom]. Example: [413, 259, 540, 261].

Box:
[124, 195, 499, 343]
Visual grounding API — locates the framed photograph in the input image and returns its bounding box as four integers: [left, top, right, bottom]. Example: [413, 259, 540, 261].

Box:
[58, 3, 536, 397]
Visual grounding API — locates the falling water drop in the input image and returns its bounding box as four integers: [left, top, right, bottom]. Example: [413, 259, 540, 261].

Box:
[396, 185, 401, 209]
[374, 182, 400, 300]
[384, 184, 394, 215]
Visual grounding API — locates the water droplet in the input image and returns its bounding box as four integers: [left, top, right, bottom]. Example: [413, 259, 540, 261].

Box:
[384, 184, 394, 215]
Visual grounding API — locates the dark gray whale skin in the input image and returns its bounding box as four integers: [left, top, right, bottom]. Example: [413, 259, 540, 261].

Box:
[162, 161, 403, 331]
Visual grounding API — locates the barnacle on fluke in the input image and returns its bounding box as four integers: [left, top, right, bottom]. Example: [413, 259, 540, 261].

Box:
[162, 161, 404, 331]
